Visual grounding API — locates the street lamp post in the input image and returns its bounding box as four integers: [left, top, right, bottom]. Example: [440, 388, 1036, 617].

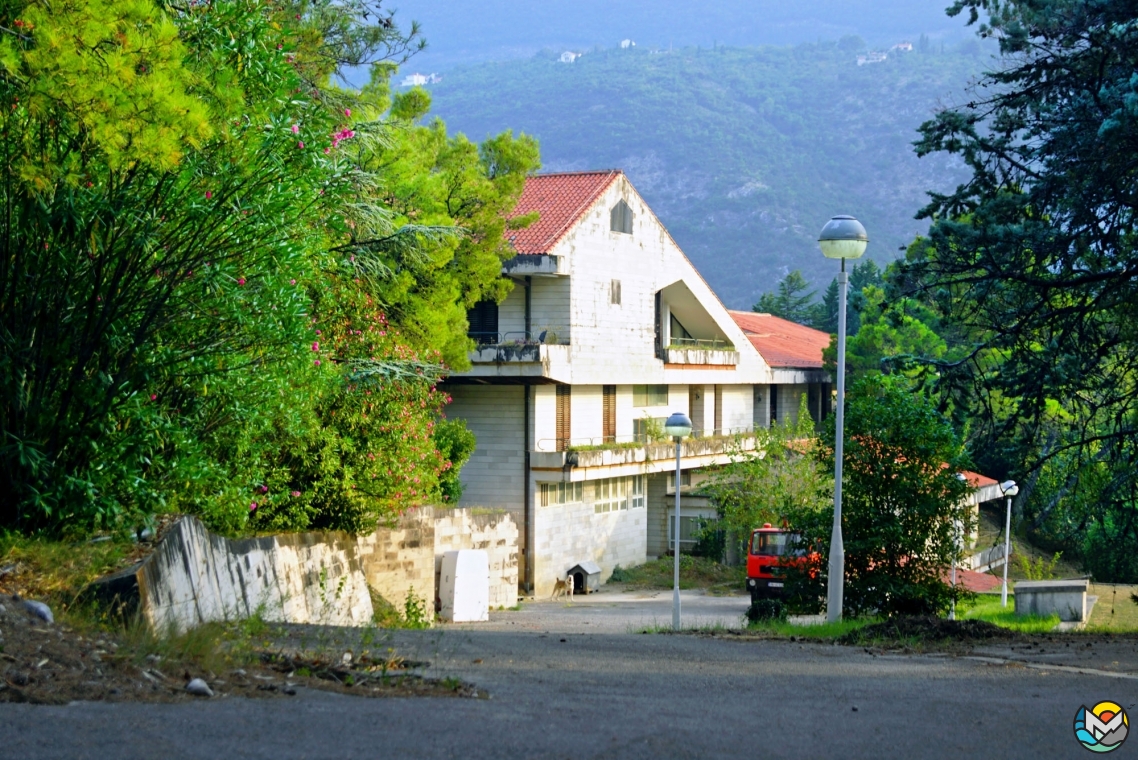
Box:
[818, 215, 869, 624]
[999, 480, 1019, 607]
[664, 412, 693, 631]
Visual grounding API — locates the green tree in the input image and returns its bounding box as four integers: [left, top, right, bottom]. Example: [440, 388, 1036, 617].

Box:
[705, 394, 831, 554]
[753, 270, 815, 324]
[904, 0, 1138, 580]
[787, 376, 974, 616]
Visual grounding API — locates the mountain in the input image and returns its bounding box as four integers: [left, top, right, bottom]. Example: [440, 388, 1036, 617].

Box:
[390, 0, 975, 71]
[423, 40, 991, 308]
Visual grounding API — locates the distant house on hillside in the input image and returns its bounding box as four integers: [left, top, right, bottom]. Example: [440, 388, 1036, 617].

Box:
[892, 41, 913, 52]
[400, 72, 441, 87]
[559, 51, 581, 63]
[620, 39, 636, 49]
[856, 51, 888, 66]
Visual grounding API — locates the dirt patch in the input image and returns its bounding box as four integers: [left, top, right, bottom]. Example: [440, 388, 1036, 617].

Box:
[0, 597, 479, 705]
[839, 615, 1015, 645]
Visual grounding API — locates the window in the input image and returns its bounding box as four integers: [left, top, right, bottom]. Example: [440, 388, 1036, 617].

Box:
[668, 515, 702, 549]
[633, 417, 666, 443]
[610, 199, 633, 234]
[602, 385, 616, 442]
[713, 384, 723, 434]
[591, 476, 645, 513]
[633, 384, 668, 407]
[610, 279, 622, 305]
[669, 314, 693, 345]
[540, 481, 583, 507]
[466, 300, 498, 344]
[594, 477, 627, 513]
[630, 475, 646, 509]
[769, 384, 779, 424]
[556, 385, 571, 451]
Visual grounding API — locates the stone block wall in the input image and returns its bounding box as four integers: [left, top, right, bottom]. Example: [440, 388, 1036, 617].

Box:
[533, 500, 646, 597]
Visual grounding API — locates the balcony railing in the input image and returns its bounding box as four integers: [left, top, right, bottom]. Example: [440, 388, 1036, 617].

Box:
[536, 426, 759, 453]
[468, 330, 567, 346]
[667, 337, 734, 350]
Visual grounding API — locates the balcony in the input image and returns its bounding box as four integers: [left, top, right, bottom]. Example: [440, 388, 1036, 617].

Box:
[501, 254, 565, 277]
[468, 331, 568, 364]
[660, 338, 739, 367]
[530, 428, 759, 477]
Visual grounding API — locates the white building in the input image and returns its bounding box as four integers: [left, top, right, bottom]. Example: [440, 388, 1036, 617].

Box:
[442, 170, 832, 596]
[400, 72, 441, 87]
[559, 51, 581, 63]
[620, 39, 636, 49]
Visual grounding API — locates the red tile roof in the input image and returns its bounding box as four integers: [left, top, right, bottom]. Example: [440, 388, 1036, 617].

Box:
[962, 470, 999, 489]
[728, 310, 832, 369]
[506, 171, 622, 255]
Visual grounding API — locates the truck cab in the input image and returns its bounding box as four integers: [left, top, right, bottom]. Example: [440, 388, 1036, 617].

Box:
[746, 523, 805, 602]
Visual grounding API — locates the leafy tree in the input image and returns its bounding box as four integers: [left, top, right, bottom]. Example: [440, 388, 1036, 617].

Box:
[0, 0, 535, 534]
[753, 270, 815, 324]
[787, 376, 974, 616]
[903, 0, 1138, 579]
[705, 394, 831, 554]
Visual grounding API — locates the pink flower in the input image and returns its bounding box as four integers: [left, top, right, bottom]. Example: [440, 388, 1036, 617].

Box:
[312, 341, 319, 351]
[297, 141, 305, 149]
[314, 359, 321, 366]
[150, 394, 157, 401]
[291, 124, 299, 134]
[291, 491, 301, 497]
[237, 277, 246, 286]
[324, 147, 330, 154]
[290, 279, 296, 285]
[261, 485, 268, 493]
[344, 108, 351, 117]
[315, 329, 321, 335]
[250, 502, 258, 511]
[205, 190, 212, 200]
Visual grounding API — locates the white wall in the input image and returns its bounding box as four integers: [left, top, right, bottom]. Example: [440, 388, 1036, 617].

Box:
[533, 497, 647, 597]
[571, 384, 603, 445]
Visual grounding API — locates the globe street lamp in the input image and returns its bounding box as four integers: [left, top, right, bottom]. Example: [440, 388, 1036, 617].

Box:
[818, 215, 868, 624]
[665, 412, 693, 630]
[999, 480, 1019, 607]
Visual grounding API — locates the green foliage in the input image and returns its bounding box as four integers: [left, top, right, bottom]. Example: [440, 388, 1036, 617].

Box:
[704, 394, 831, 544]
[0, 0, 533, 535]
[787, 375, 973, 617]
[432, 419, 476, 504]
[428, 41, 988, 306]
[753, 270, 814, 323]
[1015, 552, 1063, 582]
[896, 0, 1138, 581]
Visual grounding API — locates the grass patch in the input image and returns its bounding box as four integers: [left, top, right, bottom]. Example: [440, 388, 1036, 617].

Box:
[957, 594, 1059, 634]
[609, 556, 745, 594]
[1086, 584, 1138, 632]
[746, 617, 876, 639]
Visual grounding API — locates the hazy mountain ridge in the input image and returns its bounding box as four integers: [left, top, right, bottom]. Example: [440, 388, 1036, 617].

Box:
[425, 41, 989, 308]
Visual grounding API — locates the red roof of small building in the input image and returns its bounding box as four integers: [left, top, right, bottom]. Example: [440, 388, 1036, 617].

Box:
[728, 310, 832, 369]
[962, 470, 999, 489]
[506, 171, 622, 255]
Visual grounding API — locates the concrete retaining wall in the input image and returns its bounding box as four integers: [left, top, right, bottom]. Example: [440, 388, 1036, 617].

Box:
[1015, 579, 1088, 622]
[128, 517, 374, 634]
[94, 508, 519, 633]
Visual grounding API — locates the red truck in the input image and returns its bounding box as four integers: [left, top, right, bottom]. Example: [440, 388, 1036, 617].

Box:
[746, 523, 810, 602]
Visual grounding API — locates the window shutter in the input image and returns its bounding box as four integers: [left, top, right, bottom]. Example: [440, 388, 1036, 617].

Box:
[556, 385, 571, 451]
[603, 385, 616, 441]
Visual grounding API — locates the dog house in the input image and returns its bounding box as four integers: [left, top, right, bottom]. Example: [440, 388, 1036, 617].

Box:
[568, 561, 602, 595]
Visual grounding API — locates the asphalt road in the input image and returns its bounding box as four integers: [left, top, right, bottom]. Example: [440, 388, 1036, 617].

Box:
[2, 620, 1136, 760]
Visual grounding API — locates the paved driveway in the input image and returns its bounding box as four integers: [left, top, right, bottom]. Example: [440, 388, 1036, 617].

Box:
[2, 618, 1135, 760]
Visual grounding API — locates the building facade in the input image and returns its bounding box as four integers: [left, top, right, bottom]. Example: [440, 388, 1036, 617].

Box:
[442, 170, 832, 596]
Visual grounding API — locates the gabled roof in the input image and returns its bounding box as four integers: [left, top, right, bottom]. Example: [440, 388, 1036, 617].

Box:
[728, 311, 831, 369]
[506, 170, 622, 255]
